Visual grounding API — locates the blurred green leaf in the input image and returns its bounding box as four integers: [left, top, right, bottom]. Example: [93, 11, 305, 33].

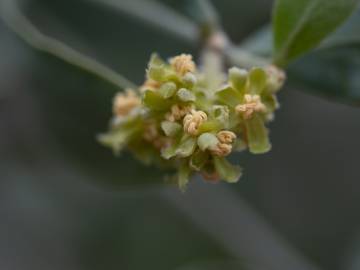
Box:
[321, 9, 360, 49]
[288, 47, 360, 105]
[272, 0, 359, 66]
[85, 0, 198, 44]
[234, 10, 360, 104]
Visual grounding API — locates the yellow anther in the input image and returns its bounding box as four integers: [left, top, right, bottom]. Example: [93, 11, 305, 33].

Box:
[140, 78, 161, 92]
[235, 94, 266, 119]
[165, 104, 193, 122]
[113, 89, 141, 117]
[211, 131, 236, 157]
[217, 130, 236, 144]
[170, 54, 196, 76]
[183, 110, 207, 136]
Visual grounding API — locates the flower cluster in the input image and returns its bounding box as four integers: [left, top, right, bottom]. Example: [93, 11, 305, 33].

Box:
[99, 53, 285, 190]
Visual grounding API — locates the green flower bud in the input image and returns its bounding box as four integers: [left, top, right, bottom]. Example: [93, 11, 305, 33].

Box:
[177, 88, 196, 102]
[183, 72, 197, 88]
[229, 67, 248, 91]
[159, 82, 177, 99]
[197, 132, 219, 151]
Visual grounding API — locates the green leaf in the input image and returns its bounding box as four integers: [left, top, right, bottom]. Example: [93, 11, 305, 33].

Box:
[273, 0, 359, 66]
[245, 114, 271, 154]
[288, 47, 360, 105]
[321, 9, 360, 49]
[213, 157, 242, 183]
[233, 10, 360, 104]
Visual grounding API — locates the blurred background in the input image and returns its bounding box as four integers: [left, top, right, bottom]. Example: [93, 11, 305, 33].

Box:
[1, 0, 360, 270]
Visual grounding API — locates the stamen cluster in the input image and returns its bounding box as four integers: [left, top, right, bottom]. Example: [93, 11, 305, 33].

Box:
[99, 53, 285, 189]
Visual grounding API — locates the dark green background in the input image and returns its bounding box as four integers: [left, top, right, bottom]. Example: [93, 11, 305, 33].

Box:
[1, 1, 360, 270]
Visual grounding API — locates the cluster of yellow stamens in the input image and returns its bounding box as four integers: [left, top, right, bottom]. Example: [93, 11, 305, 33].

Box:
[235, 94, 266, 119]
[170, 54, 196, 76]
[166, 104, 194, 122]
[100, 53, 285, 189]
[113, 89, 141, 117]
[183, 110, 208, 136]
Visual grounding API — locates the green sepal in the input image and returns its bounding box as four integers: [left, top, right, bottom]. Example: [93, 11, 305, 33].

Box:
[248, 67, 267, 95]
[176, 136, 197, 158]
[161, 143, 177, 160]
[182, 72, 197, 88]
[245, 114, 271, 154]
[158, 82, 177, 99]
[198, 120, 222, 134]
[147, 53, 167, 82]
[212, 105, 230, 125]
[177, 88, 196, 102]
[98, 116, 142, 154]
[213, 157, 242, 183]
[161, 121, 182, 137]
[216, 86, 242, 107]
[197, 133, 219, 151]
[98, 131, 130, 154]
[177, 161, 192, 191]
[229, 67, 248, 92]
[161, 135, 197, 160]
[143, 90, 172, 111]
[190, 150, 210, 171]
[261, 93, 279, 113]
[148, 53, 166, 66]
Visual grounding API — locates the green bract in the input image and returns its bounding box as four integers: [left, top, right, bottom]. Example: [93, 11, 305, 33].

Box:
[99, 53, 285, 190]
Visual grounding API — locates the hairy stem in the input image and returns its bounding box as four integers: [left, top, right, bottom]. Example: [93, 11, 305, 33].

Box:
[0, 0, 137, 90]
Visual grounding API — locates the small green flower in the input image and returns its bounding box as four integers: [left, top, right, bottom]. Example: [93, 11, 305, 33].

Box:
[99, 53, 285, 190]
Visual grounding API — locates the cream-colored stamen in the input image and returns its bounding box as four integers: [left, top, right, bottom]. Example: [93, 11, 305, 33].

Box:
[140, 78, 161, 92]
[235, 94, 266, 119]
[165, 104, 193, 122]
[211, 131, 236, 157]
[113, 89, 141, 117]
[170, 54, 196, 76]
[183, 110, 207, 136]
